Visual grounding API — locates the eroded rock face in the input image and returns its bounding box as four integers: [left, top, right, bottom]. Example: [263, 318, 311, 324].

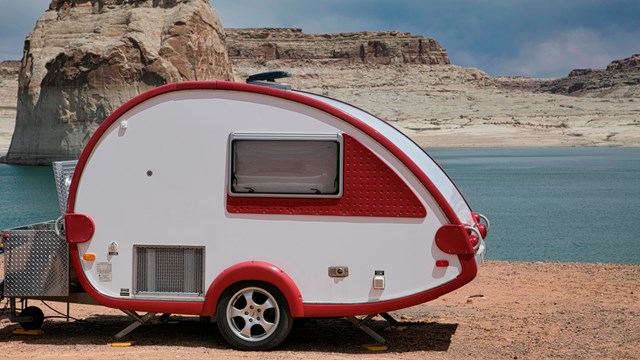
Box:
[5, 0, 232, 165]
[541, 54, 640, 97]
[226, 28, 450, 66]
[496, 54, 640, 98]
[606, 54, 640, 72]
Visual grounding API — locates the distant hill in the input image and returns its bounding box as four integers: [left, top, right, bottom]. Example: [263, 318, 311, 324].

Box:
[495, 54, 640, 98]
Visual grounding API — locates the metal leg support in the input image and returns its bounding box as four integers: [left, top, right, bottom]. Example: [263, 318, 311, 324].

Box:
[348, 313, 403, 344]
[158, 313, 172, 323]
[115, 310, 157, 340]
[380, 312, 400, 328]
[348, 314, 386, 344]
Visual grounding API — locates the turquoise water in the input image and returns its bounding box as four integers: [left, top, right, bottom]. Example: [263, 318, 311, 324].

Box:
[0, 162, 59, 228]
[1, 147, 639, 264]
[429, 147, 640, 264]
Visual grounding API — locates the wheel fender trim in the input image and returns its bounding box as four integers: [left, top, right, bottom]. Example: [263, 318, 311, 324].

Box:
[202, 261, 304, 317]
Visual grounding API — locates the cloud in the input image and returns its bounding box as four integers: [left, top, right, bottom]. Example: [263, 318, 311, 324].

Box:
[213, 0, 393, 32]
[2, 0, 639, 78]
[492, 27, 640, 77]
[0, 0, 50, 60]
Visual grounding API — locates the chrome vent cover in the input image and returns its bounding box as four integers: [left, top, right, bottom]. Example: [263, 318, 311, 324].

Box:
[133, 246, 204, 297]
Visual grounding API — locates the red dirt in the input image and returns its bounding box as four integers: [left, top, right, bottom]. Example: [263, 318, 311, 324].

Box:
[1, 260, 639, 359]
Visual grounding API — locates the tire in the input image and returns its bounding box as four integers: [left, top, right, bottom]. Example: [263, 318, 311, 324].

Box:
[216, 281, 293, 350]
[19, 306, 44, 330]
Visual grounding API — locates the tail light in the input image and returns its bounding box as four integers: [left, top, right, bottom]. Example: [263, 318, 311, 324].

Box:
[472, 212, 490, 238]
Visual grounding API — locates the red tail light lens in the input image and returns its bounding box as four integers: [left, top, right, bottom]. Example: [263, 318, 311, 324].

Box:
[469, 235, 479, 248]
[477, 224, 487, 239]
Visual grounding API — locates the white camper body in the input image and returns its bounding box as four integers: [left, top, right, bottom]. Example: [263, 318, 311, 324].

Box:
[2, 80, 488, 350]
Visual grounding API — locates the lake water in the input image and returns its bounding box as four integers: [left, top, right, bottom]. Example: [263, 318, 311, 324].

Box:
[1, 147, 639, 264]
[0, 163, 59, 228]
[429, 147, 640, 264]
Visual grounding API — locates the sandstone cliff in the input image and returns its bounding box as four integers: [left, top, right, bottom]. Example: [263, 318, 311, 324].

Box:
[496, 54, 640, 98]
[4, 0, 232, 165]
[226, 28, 450, 66]
[0, 62, 20, 152]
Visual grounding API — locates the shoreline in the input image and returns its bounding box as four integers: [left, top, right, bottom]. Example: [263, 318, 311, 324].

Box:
[2, 121, 640, 156]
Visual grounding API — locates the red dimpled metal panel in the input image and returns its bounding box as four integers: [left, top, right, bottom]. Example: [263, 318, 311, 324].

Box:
[226, 134, 426, 218]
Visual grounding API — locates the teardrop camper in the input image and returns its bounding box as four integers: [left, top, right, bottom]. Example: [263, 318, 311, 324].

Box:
[1, 76, 489, 350]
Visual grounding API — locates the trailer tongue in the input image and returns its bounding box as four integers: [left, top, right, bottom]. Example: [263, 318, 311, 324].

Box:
[1, 76, 489, 350]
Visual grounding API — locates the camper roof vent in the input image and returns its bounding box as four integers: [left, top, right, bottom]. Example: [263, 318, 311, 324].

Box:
[246, 71, 292, 90]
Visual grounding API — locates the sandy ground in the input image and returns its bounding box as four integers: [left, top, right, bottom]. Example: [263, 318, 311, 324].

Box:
[0, 260, 638, 359]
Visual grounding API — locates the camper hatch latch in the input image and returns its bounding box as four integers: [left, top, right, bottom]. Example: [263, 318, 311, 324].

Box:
[328, 266, 349, 278]
[373, 270, 386, 290]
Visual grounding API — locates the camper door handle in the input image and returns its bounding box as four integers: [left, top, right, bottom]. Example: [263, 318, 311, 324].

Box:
[54, 215, 65, 241]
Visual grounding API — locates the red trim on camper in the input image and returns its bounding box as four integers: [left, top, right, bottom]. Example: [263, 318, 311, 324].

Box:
[65, 81, 476, 316]
[227, 134, 426, 218]
[64, 213, 95, 244]
[201, 261, 304, 318]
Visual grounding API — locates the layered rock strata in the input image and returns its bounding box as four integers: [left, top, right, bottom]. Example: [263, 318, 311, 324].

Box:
[226, 28, 450, 66]
[496, 54, 640, 98]
[0, 61, 20, 153]
[5, 0, 232, 165]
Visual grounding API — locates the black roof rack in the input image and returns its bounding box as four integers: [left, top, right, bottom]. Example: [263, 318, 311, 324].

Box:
[246, 71, 292, 90]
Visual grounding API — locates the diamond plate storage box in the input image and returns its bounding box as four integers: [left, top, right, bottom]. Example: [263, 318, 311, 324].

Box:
[3, 225, 69, 297]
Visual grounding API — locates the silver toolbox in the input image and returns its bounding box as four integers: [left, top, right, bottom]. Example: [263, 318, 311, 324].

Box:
[3, 223, 69, 297]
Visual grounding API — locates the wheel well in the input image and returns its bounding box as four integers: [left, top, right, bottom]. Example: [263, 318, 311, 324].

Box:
[201, 261, 304, 318]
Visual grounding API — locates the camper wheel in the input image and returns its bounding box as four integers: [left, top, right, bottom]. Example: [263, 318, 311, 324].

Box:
[18, 306, 45, 330]
[216, 281, 293, 350]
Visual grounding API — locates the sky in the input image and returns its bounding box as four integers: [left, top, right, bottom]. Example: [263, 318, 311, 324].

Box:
[1, 0, 638, 78]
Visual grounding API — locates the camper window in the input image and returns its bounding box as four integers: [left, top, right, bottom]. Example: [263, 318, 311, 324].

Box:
[229, 134, 343, 197]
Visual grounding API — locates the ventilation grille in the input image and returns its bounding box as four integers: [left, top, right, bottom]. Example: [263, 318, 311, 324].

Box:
[134, 246, 204, 296]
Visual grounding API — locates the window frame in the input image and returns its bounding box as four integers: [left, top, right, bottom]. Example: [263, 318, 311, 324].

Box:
[228, 133, 344, 199]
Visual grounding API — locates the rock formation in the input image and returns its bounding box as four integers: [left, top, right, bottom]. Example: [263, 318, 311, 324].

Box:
[496, 54, 640, 98]
[226, 28, 450, 66]
[0, 61, 20, 77]
[607, 53, 640, 72]
[0, 61, 20, 152]
[4, 0, 232, 165]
